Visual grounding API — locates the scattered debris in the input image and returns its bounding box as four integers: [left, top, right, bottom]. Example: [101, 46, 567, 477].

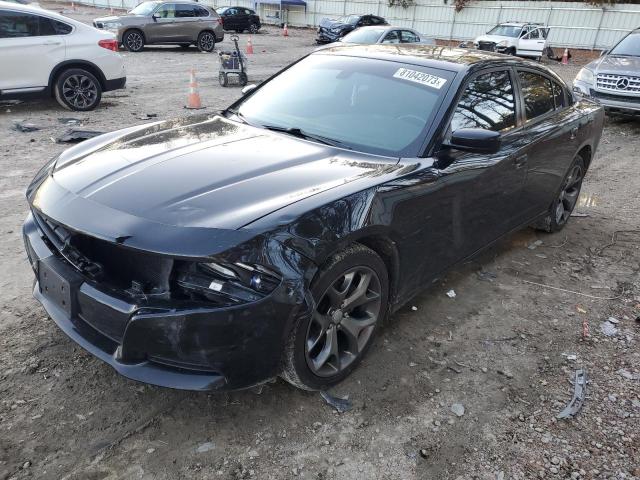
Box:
[600, 321, 618, 337]
[557, 369, 587, 419]
[522, 279, 625, 300]
[450, 403, 465, 417]
[196, 442, 215, 453]
[582, 318, 590, 339]
[419, 448, 429, 459]
[57, 117, 82, 125]
[571, 212, 590, 217]
[476, 270, 497, 282]
[320, 391, 352, 414]
[607, 316, 620, 324]
[497, 369, 514, 379]
[562, 353, 577, 361]
[13, 121, 40, 132]
[56, 129, 104, 143]
[0, 99, 23, 106]
[411, 305, 418, 311]
[136, 113, 158, 120]
[445, 289, 456, 298]
[528, 239, 543, 250]
[616, 369, 639, 381]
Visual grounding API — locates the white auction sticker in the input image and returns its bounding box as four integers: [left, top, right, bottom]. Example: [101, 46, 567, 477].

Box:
[393, 68, 447, 89]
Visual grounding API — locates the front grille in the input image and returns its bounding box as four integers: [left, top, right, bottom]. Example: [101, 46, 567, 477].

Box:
[596, 74, 640, 94]
[477, 41, 496, 52]
[590, 89, 640, 104]
[32, 209, 173, 297]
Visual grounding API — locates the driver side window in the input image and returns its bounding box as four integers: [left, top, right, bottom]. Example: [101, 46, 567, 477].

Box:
[450, 70, 517, 132]
[155, 3, 176, 18]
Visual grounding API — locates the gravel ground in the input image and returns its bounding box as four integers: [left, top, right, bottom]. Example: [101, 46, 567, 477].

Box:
[0, 3, 638, 480]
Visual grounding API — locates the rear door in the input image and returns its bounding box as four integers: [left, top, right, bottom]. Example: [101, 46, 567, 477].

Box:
[515, 69, 583, 216]
[0, 10, 67, 91]
[517, 27, 547, 57]
[222, 7, 237, 30]
[173, 3, 199, 41]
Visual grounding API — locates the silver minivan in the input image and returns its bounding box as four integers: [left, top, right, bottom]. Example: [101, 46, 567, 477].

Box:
[94, 1, 224, 52]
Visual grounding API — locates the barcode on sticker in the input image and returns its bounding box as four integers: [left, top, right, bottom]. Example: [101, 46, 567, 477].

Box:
[393, 68, 447, 89]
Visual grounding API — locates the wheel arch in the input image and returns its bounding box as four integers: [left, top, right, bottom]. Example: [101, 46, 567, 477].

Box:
[577, 144, 593, 170]
[49, 60, 108, 94]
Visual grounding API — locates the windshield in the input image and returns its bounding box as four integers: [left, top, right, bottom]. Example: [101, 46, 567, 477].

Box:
[487, 25, 522, 38]
[610, 32, 640, 56]
[337, 15, 360, 25]
[232, 55, 453, 156]
[342, 27, 386, 43]
[130, 1, 159, 15]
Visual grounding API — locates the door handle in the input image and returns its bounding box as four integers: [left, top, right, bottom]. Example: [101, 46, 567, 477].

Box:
[43, 40, 62, 45]
[514, 154, 528, 168]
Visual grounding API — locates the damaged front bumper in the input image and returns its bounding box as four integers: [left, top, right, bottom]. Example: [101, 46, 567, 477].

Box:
[23, 212, 314, 391]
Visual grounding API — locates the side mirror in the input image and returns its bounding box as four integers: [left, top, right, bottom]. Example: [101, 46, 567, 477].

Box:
[447, 128, 501, 154]
[151, 13, 159, 21]
[600, 49, 608, 56]
[241, 84, 257, 95]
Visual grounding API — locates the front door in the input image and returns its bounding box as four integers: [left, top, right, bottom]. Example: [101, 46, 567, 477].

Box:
[517, 27, 548, 57]
[436, 68, 529, 256]
[146, 3, 179, 42]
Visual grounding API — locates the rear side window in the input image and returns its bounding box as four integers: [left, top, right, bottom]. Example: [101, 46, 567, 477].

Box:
[0, 11, 71, 37]
[518, 71, 555, 120]
[382, 30, 400, 44]
[451, 70, 517, 132]
[194, 6, 209, 17]
[175, 4, 195, 17]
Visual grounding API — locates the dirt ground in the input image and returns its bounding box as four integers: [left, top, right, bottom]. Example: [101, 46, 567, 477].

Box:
[0, 3, 639, 479]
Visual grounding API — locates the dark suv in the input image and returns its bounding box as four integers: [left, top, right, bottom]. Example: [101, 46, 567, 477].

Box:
[216, 6, 261, 34]
[316, 14, 387, 44]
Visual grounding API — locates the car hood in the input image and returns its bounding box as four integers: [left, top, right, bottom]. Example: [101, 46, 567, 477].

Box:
[35, 115, 398, 235]
[319, 18, 348, 29]
[587, 54, 640, 76]
[474, 34, 514, 44]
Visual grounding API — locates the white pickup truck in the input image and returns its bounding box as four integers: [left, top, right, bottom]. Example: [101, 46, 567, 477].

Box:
[473, 22, 550, 59]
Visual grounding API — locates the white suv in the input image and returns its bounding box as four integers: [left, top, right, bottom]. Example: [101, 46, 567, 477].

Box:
[473, 22, 550, 59]
[0, 1, 126, 110]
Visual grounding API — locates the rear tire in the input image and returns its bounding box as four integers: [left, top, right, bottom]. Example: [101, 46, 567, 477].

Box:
[54, 68, 102, 111]
[249, 23, 259, 34]
[532, 155, 586, 233]
[281, 243, 389, 391]
[197, 30, 216, 52]
[123, 29, 144, 52]
[238, 72, 248, 86]
[219, 72, 228, 87]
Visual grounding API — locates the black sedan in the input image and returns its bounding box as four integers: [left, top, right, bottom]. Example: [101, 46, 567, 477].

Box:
[23, 45, 604, 392]
[316, 14, 387, 43]
[216, 6, 261, 34]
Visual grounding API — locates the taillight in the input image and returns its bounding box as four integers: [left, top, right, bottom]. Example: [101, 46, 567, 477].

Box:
[217, 17, 223, 26]
[98, 39, 118, 52]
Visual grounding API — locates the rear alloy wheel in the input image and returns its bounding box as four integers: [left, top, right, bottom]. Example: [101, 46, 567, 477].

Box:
[197, 31, 216, 52]
[533, 156, 585, 233]
[123, 29, 144, 52]
[282, 244, 388, 390]
[249, 23, 259, 34]
[54, 68, 102, 111]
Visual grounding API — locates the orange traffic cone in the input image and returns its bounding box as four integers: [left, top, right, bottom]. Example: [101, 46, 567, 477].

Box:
[185, 69, 204, 110]
[283, 23, 289, 37]
[561, 48, 569, 65]
[246, 36, 254, 55]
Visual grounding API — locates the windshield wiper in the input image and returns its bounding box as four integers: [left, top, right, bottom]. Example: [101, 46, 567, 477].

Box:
[261, 125, 351, 149]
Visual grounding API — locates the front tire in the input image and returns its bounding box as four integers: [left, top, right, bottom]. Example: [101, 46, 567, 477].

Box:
[123, 29, 145, 52]
[533, 155, 586, 233]
[54, 68, 102, 111]
[197, 31, 216, 52]
[281, 244, 389, 391]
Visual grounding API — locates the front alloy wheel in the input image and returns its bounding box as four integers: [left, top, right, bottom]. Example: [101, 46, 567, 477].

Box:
[123, 30, 144, 52]
[282, 243, 388, 390]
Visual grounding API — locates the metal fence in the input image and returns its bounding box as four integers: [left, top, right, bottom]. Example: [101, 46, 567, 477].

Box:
[77, 0, 640, 49]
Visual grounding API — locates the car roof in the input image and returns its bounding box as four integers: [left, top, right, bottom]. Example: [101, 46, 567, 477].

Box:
[313, 44, 528, 72]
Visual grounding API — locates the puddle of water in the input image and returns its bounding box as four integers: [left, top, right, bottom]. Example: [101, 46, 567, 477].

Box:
[577, 192, 600, 208]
